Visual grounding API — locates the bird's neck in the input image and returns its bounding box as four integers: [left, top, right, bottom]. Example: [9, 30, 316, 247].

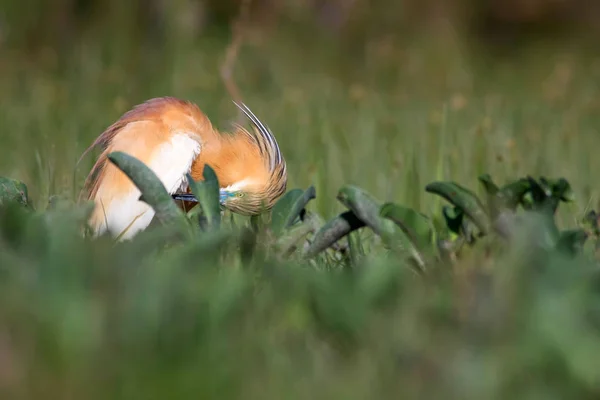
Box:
[189, 129, 267, 189]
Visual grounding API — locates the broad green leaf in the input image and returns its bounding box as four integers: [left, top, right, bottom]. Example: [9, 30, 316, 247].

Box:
[441, 206, 477, 244]
[304, 210, 365, 258]
[271, 189, 303, 233]
[442, 205, 464, 236]
[285, 185, 316, 226]
[0, 201, 34, 248]
[518, 176, 573, 215]
[186, 164, 221, 231]
[336, 185, 395, 238]
[497, 178, 531, 210]
[478, 173, 499, 196]
[524, 176, 562, 214]
[271, 186, 316, 236]
[0, 177, 30, 208]
[425, 181, 491, 235]
[337, 185, 426, 269]
[107, 151, 188, 231]
[540, 177, 574, 202]
[380, 202, 434, 254]
[550, 177, 574, 202]
[526, 176, 552, 206]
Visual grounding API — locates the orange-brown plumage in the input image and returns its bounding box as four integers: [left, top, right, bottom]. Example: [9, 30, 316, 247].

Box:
[79, 96, 287, 240]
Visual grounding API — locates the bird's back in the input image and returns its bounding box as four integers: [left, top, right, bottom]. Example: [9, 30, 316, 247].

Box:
[80, 97, 214, 239]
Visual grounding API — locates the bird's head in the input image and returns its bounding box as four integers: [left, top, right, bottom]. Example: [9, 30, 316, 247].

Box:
[218, 180, 272, 215]
[216, 103, 287, 216]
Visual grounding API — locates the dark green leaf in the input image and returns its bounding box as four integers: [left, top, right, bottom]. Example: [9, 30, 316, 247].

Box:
[285, 185, 316, 227]
[271, 186, 316, 236]
[425, 181, 491, 235]
[304, 211, 365, 258]
[546, 177, 574, 202]
[337, 185, 425, 269]
[497, 178, 531, 210]
[442, 205, 477, 244]
[186, 164, 221, 231]
[271, 189, 303, 232]
[107, 151, 188, 231]
[527, 176, 551, 207]
[380, 202, 434, 254]
[0, 201, 34, 248]
[0, 177, 30, 208]
[478, 173, 499, 196]
[525, 176, 563, 214]
[336, 185, 395, 238]
[442, 206, 464, 236]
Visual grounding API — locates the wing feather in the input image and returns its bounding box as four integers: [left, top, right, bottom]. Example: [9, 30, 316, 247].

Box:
[85, 121, 201, 240]
[78, 97, 208, 240]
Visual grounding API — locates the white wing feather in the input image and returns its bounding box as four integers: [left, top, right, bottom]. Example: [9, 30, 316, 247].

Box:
[92, 133, 201, 240]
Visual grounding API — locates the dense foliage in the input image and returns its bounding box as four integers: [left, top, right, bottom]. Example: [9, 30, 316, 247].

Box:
[3, 1, 600, 397]
[2, 152, 600, 398]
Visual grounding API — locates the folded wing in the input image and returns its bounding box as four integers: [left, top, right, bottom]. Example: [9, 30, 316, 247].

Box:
[80, 100, 202, 240]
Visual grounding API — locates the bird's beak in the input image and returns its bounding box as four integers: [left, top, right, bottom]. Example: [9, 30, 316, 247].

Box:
[219, 189, 228, 205]
[171, 190, 228, 206]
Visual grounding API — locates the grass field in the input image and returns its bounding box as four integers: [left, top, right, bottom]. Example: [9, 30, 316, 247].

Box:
[2, 14, 600, 399]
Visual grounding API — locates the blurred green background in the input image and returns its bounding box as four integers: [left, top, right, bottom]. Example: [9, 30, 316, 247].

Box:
[2, 2, 600, 398]
[2, 0, 600, 219]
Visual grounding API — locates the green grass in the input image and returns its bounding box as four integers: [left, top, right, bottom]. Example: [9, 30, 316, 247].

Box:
[2, 20, 600, 399]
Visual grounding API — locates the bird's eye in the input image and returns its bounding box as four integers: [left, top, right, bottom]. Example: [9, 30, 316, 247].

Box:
[237, 192, 244, 198]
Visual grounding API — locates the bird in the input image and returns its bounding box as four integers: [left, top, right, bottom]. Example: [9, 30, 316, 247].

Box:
[78, 96, 287, 240]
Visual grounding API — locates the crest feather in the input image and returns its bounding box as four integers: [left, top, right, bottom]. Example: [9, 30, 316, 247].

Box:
[233, 102, 284, 174]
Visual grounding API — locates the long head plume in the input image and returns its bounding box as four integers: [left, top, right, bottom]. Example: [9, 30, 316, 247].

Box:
[234, 102, 284, 173]
[219, 101, 287, 214]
